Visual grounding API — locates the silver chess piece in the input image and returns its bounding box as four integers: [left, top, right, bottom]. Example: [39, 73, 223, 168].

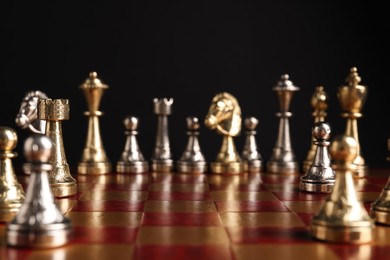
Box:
[300, 122, 335, 193]
[6, 134, 72, 248]
[116, 116, 149, 173]
[150, 98, 174, 172]
[241, 117, 263, 173]
[15, 90, 49, 134]
[267, 74, 300, 174]
[176, 116, 207, 174]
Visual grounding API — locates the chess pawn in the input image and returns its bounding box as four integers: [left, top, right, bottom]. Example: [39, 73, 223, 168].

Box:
[310, 134, 374, 244]
[299, 122, 335, 193]
[302, 86, 328, 173]
[176, 116, 207, 174]
[38, 99, 77, 197]
[371, 135, 390, 225]
[116, 116, 149, 173]
[150, 98, 174, 172]
[338, 67, 368, 177]
[7, 134, 72, 248]
[241, 117, 263, 173]
[0, 127, 25, 222]
[205, 92, 244, 174]
[267, 74, 300, 174]
[78, 72, 112, 175]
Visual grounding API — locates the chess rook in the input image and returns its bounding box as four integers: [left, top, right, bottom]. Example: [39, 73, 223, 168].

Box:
[303, 86, 328, 173]
[38, 99, 77, 197]
[0, 127, 25, 222]
[6, 134, 72, 248]
[310, 134, 374, 244]
[299, 122, 335, 193]
[150, 98, 174, 172]
[338, 67, 368, 177]
[176, 116, 207, 174]
[241, 117, 263, 173]
[205, 92, 244, 174]
[116, 116, 149, 173]
[267, 74, 299, 174]
[78, 72, 112, 175]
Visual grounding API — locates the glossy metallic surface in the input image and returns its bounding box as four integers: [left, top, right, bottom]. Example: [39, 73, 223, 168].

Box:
[241, 117, 263, 173]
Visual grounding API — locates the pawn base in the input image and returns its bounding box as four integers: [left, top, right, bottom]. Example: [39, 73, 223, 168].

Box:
[267, 161, 299, 174]
[0, 204, 23, 222]
[243, 160, 262, 173]
[176, 161, 207, 174]
[311, 222, 373, 244]
[78, 162, 112, 175]
[116, 161, 149, 174]
[150, 159, 174, 173]
[371, 209, 390, 225]
[299, 180, 334, 193]
[210, 162, 244, 174]
[353, 164, 368, 178]
[51, 182, 78, 197]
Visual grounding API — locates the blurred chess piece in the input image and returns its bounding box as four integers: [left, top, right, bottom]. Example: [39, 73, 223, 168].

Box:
[0, 127, 25, 222]
[303, 86, 328, 173]
[205, 92, 243, 174]
[338, 67, 368, 177]
[15, 90, 49, 134]
[299, 122, 335, 193]
[310, 134, 374, 243]
[177, 116, 207, 174]
[241, 117, 263, 173]
[150, 98, 174, 172]
[78, 72, 112, 175]
[371, 135, 390, 225]
[116, 116, 149, 173]
[7, 134, 72, 248]
[267, 74, 300, 174]
[38, 99, 77, 197]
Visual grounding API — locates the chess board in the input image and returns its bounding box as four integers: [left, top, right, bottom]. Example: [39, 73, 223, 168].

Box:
[1, 169, 390, 259]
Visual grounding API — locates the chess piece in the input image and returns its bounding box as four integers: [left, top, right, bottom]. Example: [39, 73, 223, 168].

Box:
[310, 134, 374, 243]
[241, 117, 263, 173]
[205, 92, 244, 174]
[78, 72, 112, 175]
[176, 116, 207, 173]
[116, 116, 149, 173]
[371, 135, 390, 225]
[338, 67, 368, 177]
[7, 134, 72, 248]
[15, 90, 49, 134]
[267, 74, 300, 174]
[0, 127, 25, 222]
[303, 86, 328, 173]
[38, 99, 77, 197]
[150, 98, 174, 172]
[299, 122, 335, 193]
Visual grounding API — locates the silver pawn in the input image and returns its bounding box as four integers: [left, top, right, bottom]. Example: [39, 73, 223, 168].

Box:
[299, 122, 335, 193]
[6, 134, 72, 248]
[116, 116, 149, 173]
[177, 117, 207, 173]
[150, 98, 174, 172]
[241, 117, 263, 173]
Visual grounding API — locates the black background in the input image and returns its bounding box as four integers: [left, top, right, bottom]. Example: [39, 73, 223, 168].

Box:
[1, 1, 389, 170]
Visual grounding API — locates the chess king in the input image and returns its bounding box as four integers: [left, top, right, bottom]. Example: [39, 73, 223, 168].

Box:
[205, 92, 243, 174]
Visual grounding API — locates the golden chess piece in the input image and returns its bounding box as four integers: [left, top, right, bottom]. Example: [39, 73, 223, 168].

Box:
[38, 99, 77, 197]
[303, 86, 328, 173]
[338, 67, 368, 177]
[310, 134, 374, 244]
[204, 92, 244, 174]
[0, 127, 25, 222]
[78, 72, 112, 175]
[371, 135, 390, 225]
[7, 134, 72, 248]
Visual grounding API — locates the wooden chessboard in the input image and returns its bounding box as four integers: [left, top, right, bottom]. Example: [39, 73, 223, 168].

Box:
[1, 169, 390, 259]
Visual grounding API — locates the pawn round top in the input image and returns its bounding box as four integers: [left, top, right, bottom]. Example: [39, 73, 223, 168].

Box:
[80, 71, 109, 89]
[312, 121, 331, 140]
[244, 117, 258, 130]
[123, 116, 139, 131]
[273, 74, 300, 92]
[329, 135, 357, 164]
[0, 127, 18, 151]
[186, 116, 200, 130]
[24, 134, 53, 163]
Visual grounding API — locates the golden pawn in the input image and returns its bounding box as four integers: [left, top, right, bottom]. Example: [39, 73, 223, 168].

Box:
[0, 127, 25, 222]
[338, 67, 368, 177]
[371, 135, 390, 225]
[310, 135, 374, 244]
[302, 86, 328, 173]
